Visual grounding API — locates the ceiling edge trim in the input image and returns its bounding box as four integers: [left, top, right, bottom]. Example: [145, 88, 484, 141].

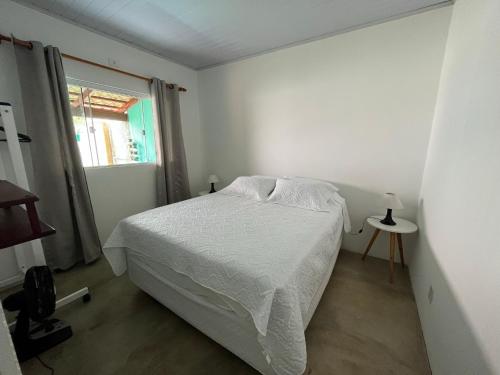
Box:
[10, 0, 453, 71]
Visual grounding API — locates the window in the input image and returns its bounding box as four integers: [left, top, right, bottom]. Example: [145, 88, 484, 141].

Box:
[68, 84, 156, 167]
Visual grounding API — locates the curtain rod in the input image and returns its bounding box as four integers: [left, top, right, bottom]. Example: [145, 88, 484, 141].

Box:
[0, 34, 187, 92]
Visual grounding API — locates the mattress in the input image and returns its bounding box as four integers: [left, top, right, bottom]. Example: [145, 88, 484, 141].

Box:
[104, 193, 346, 375]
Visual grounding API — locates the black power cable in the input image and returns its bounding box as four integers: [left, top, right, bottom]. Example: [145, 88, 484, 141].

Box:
[350, 216, 384, 235]
[36, 355, 55, 375]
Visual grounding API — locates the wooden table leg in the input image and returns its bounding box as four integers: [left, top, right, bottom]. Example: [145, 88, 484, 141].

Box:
[389, 233, 395, 283]
[362, 229, 381, 260]
[397, 233, 405, 268]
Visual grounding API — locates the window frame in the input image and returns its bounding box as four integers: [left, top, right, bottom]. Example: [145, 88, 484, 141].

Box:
[66, 78, 157, 169]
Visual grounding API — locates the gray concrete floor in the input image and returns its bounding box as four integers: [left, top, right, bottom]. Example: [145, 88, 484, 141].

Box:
[6, 250, 430, 375]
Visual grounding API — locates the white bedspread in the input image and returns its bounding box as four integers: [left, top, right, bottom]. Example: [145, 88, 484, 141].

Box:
[103, 193, 345, 375]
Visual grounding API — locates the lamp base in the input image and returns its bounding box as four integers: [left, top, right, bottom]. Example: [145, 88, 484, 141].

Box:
[380, 209, 396, 226]
[209, 183, 216, 193]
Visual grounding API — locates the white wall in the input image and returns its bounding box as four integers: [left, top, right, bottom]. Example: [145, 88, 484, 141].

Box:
[409, 0, 500, 373]
[0, 0, 207, 284]
[198, 7, 452, 259]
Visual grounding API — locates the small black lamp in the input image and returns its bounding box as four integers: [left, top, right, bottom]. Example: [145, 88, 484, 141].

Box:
[380, 193, 404, 226]
[208, 174, 219, 193]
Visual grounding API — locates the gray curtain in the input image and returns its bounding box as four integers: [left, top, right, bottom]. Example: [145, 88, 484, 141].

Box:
[14, 42, 101, 270]
[151, 78, 191, 205]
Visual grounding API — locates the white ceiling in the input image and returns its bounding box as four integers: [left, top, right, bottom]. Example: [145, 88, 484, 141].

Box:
[14, 0, 451, 70]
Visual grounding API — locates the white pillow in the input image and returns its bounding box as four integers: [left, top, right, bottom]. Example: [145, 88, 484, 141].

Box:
[285, 176, 339, 192]
[220, 176, 276, 201]
[267, 178, 334, 211]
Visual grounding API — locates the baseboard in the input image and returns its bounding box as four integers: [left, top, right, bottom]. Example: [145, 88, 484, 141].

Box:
[0, 273, 24, 291]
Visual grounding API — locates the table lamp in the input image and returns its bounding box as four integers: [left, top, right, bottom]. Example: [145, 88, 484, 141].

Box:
[380, 193, 403, 226]
[208, 174, 219, 193]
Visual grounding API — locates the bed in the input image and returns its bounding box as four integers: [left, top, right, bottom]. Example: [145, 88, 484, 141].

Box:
[103, 178, 349, 375]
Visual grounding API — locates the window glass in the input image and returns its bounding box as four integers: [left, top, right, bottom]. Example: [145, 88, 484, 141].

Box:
[68, 84, 156, 167]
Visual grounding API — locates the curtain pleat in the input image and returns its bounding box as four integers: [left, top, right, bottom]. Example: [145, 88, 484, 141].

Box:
[151, 78, 191, 205]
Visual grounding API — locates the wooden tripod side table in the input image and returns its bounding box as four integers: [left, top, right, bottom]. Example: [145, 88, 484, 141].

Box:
[361, 216, 418, 283]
